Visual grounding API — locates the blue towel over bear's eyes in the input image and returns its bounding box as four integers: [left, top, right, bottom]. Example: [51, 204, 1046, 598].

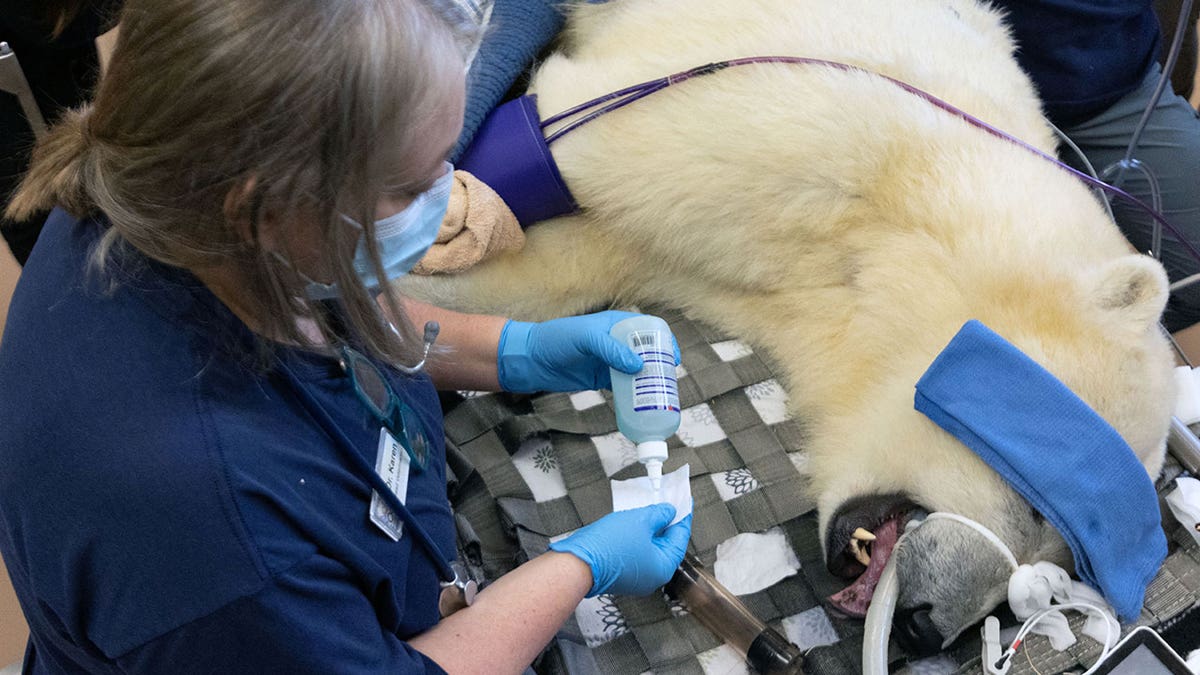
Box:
[913, 319, 1166, 621]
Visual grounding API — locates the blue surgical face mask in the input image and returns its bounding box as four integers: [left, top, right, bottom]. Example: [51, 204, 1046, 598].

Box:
[305, 162, 454, 299]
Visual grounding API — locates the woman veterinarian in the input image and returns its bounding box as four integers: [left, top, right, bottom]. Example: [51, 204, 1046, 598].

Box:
[0, 0, 691, 672]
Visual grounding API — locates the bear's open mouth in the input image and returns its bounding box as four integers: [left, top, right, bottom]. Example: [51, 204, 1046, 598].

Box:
[826, 514, 906, 617]
[824, 493, 923, 618]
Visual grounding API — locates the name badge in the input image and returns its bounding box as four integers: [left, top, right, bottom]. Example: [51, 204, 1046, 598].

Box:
[370, 427, 411, 541]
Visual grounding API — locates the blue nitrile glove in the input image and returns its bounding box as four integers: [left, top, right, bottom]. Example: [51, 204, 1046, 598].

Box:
[497, 310, 681, 393]
[549, 504, 692, 597]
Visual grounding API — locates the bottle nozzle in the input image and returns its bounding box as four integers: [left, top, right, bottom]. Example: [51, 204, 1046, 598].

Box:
[636, 440, 669, 500]
[646, 459, 663, 496]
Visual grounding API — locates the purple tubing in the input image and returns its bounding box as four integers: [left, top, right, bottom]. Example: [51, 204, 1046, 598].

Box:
[459, 55, 1196, 263]
[542, 56, 1199, 263]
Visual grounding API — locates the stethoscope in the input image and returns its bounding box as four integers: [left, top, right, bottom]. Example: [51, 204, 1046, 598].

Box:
[277, 321, 478, 618]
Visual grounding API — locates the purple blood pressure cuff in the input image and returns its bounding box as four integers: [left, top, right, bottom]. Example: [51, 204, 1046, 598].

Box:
[457, 95, 578, 227]
[913, 319, 1166, 621]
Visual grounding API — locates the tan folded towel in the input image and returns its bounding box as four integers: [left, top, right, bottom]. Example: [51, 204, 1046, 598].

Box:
[412, 170, 525, 275]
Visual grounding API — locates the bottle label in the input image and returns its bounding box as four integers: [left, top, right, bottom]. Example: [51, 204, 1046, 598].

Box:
[627, 330, 679, 412]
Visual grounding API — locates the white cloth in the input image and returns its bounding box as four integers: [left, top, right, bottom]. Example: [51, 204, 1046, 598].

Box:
[780, 606, 839, 651]
[710, 468, 761, 501]
[593, 431, 640, 477]
[677, 403, 727, 447]
[610, 464, 692, 526]
[745, 379, 791, 425]
[697, 644, 750, 675]
[1166, 477, 1200, 549]
[511, 436, 568, 502]
[1175, 366, 1200, 425]
[1185, 649, 1200, 674]
[572, 594, 629, 648]
[713, 528, 801, 596]
[1007, 561, 1119, 651]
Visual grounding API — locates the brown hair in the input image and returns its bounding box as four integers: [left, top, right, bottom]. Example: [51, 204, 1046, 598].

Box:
[46, 0, 85, 37]
[7, 0, 479, 365]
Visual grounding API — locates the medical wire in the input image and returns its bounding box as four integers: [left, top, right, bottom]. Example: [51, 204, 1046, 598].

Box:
[1045, 46, 1194, 363]
[1024, 647, 1046, 675]
[539, 13, 1196, 669]
[1048, 0, 1193, 283]
[1013, 22, 1200, 660]
[1003, 602, 1117, 675]
[545, 49, 1200, 360]
[1050, 118, 1191, 364]
[1050, 107, 1194, 367]
[1049, 122, 1116, 225]
[548, 54, 1200, 368]
[1104, 159, 1165, 260]
[1102, 0, 1192, 273]
[861, 513, 1122, 675]
[540, 56, 1200, 268]
[1050, 116, 1167, 284]
[913, 516, 1117, 671]
[1110, 0, 1194, 185]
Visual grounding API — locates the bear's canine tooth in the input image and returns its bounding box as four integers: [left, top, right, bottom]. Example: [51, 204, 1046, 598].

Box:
[848, 538, 872, 566]
[852, 527, 877, 542]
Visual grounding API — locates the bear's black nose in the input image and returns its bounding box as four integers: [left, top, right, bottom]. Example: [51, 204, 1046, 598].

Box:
[891, 604, 943, 657]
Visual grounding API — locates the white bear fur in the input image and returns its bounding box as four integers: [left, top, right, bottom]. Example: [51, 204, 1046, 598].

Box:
[402, 0, 1175, 583]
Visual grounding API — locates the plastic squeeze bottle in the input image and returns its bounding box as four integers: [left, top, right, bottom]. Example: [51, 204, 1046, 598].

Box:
[609, 315, 681, 496]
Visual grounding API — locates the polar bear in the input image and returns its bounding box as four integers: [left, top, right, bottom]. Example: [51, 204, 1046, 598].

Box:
[400, 0, 1177, 654]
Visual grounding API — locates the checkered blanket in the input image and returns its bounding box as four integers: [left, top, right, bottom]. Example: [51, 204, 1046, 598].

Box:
[440, 307, 1200, 674]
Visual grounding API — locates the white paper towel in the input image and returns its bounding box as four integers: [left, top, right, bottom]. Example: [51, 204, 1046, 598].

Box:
[1175, 366, 1200, 425]
[1166, 477, 1200, 548]
[610, 464, 692, 526]
[713, 528, 801, 596]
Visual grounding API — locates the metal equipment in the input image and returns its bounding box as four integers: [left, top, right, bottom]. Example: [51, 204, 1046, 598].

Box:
[0, 41, 48, 139]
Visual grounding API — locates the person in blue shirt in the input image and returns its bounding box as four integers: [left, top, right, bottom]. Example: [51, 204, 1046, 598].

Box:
[0, 0, 122, 265]
[0, 0, 691, 673]
[997, 0, 1200, 331]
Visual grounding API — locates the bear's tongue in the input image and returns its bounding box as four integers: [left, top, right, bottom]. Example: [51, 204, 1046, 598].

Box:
[826, 516, 902, 618]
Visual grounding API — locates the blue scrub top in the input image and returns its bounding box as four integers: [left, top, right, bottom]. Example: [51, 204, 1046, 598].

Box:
[0, 210, 453, 673]
[995, 0, 1161, 125]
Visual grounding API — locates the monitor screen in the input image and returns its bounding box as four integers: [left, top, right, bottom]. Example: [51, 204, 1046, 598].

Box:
[1090, 627, 1191, 675]
[1104, 644, 1185, 675]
